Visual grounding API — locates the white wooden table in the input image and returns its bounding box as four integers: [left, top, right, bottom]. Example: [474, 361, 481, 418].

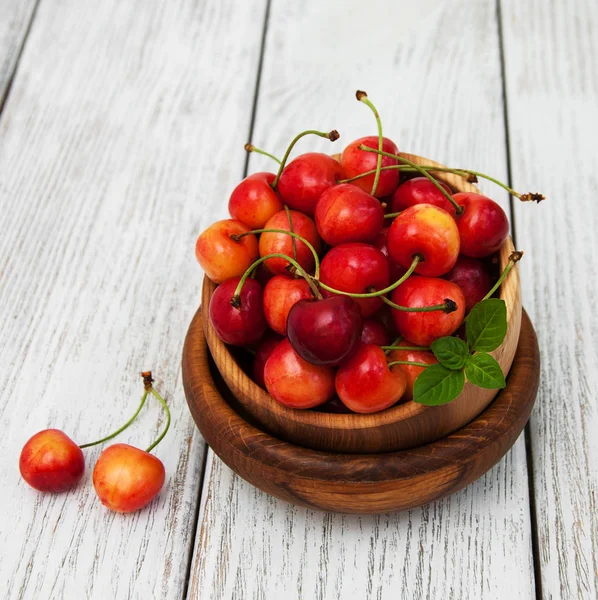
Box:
[1, 0, 596, 598]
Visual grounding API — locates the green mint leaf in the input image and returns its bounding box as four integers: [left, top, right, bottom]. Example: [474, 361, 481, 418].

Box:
[430, 336, 470, 370]
[465, 352, 506, 389]
[413, 364, 465, 406]
[466, 298, 507, 352]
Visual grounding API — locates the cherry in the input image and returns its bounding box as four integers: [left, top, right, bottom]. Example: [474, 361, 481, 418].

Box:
[263, 275, 313, 335]
[373, 226, 407, 282]
[390, 276, 465, 346]
[277, 153, 344, 215]
[335, 343, 407, 413]
[387, 204, 460, 276]
[314, 183, 384, 246]
[287, 296, 362, 365]
[19, 429, 85, 493]
[252, 332, 284, 388]
[259, 210, 321, 275]
[360, 318, 391, 346]
[195, 219, 258, 283]
[264, 338, 335, 408]
[209, 277, 267, 346]
[444, 256, 492, 312]
[319, 243, 390, 317]
[391, 177, 455, 216]
[388, 349, 438, 401]
[93, 444, 165, 513]
[453, 192, 509, 258]
[228, 172, 284, 229]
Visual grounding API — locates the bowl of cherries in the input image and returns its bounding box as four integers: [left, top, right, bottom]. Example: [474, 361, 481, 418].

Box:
[189, 91, 542, 457]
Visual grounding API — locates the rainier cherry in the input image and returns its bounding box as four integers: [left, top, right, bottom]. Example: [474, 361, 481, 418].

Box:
[228, 172, 283, 229]
[387, 204, 460, 277]
[264, 338, 335, 408]
[195, 220, 258, 283]
[391, 177, 455, 216]
[287, 296, 362, 365]
[390, 276, 465, 346]
[389, 349, 438, 401]
[277, 153, 344, 215]
[444, 256, 492, 312]
[453, 192, 509, 257]
[314, 183, 384, 246]
[336, 343, 407, 413]
[263, 275, 313, 335]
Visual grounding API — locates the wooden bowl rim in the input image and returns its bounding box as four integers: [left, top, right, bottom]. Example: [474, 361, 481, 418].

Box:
[203, 152, 520, 430]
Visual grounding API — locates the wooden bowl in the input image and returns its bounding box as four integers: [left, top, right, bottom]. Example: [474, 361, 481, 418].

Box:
[202, 153, 522, 453]
[182, 309, 539, 514]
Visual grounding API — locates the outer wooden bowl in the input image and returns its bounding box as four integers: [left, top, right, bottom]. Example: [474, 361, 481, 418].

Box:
[182, 309, 539, 514]
[202, 153, 522, 453]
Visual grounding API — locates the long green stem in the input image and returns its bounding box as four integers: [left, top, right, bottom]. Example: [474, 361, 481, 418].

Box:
[231, 228, 320, 280]
[356, 91, 383, 196]
[381, 345, 430, 352]
[244, 143, 282, 165]
[384, 336, 403, 355]
[358, 146, 463, 214]
[145, 385, 171, 453]
[382, 295, 457, 313]
[481, 251, 523, 301]
[318, 255, 420, 299]
[384, 212, 401, 219]
[79, 391, 148, 449]
[284, 205, 298, 261]
[387, 360, 431, 368]
[232, 253, 322, 302]
[272, 129, 339, 189]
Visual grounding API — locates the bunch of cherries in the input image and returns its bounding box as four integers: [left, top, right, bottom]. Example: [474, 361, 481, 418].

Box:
[196, 91, 540, 414]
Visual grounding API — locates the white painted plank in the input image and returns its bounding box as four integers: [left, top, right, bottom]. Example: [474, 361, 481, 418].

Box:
[188, 1, 536, 598]
[0, 0, 37, 105]
[501, 0, 598, 597]
[0, 0, 267, 598]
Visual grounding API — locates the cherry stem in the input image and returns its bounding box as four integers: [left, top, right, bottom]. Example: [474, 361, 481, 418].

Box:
[318, 254, 420, 299]
[481, 250, 523, 302]
[385, 336, 403, 355]
[358, 146, 464, 215]
[356, 90, 383, 196]
[231, 228, 320, 280]
[145, 375, 171, 453]
[284, 205, 298, 262]
[381, 345, 430, 352]
[232, 253, 322, 301]
[244, 143, 282, 165]
[382, 295, 458, 314]
[79, 390, 148, 449]
[387, 360, 431, 368]
[272, 129, 340, 189]
[384, 212, 401, 219]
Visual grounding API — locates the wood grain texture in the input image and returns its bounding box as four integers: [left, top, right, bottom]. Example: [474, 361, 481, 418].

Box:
[0, 0, 267, 598]
[0, 0, 37, 108]
[184, 306, 539, 513]
[202, 155, 522, 453]
[501, 0, 598, 597]
[188, 0, 537, 598]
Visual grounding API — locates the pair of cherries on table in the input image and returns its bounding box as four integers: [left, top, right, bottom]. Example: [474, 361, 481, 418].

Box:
[197, 92, 514, 414]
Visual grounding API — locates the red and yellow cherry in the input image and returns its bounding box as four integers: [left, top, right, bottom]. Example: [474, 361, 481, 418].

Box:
[444, 256, 492, 312]
[195, 219, 258, 283]
[320, 243, 389, 317]
[93, 444, 165, 513]
[264, 338, 335, 408]
[341, 136, 400, 197]
[258, 210, 321, 275]
[263, 275, 313, 335]
[252, 332, 284, 388]
[360, 318, 391, 346]
[389, 349, 438, 401]
[373, 226, 407, 282]
[287, 296, 363, 365]
[228, 172, 283, 229]
[387, 204, 460, 276]
[314, 183, 384, 246]
[391, 177, 455, 216]
[453, 192, 509, 257]
[209, 277, 267, 346]
[335, 343, 407, 413]
[277, 153, 344, 215]
[19, 429, 85, 492]
[390, 276, 465, 346]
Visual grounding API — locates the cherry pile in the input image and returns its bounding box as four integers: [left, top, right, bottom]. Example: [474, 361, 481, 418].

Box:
[196, 91, 542, 414]
[19, 372, 170, 512]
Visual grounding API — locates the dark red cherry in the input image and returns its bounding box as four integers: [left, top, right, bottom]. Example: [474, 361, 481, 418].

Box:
[360, 319, 391, 346]
[444, 256, 492, 312]
[252, 332, 284, 388]
[287, 296, 363, 365]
